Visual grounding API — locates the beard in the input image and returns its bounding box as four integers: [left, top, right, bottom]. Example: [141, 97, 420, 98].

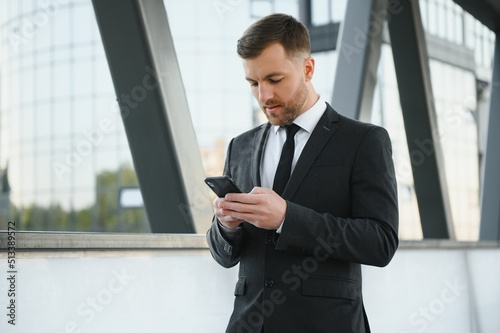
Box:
[261, 82, 309, 126]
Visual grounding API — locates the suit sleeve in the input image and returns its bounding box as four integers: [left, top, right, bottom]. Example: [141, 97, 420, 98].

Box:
[206, 139, 247, 268]
[275, 126, 399, 267]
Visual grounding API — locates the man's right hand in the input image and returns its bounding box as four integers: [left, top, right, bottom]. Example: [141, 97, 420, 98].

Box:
[214, 197, 244, 229]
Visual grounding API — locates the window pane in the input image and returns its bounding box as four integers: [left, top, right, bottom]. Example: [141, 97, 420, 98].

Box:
[0, 0, 145, 232]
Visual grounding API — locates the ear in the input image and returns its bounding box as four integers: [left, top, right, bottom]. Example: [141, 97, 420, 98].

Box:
[303, 56, 315, 82]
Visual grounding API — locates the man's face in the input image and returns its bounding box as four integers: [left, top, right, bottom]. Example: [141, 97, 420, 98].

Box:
[242, 43, 312, 126]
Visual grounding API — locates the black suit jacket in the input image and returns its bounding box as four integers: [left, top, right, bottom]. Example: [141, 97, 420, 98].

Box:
[207, 104, 399, 333]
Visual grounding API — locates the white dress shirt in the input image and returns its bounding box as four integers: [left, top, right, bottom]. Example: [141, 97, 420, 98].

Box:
[260, 97, 327, 232]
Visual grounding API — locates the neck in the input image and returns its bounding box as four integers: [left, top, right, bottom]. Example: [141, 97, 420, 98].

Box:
[302, 86, 319, 114]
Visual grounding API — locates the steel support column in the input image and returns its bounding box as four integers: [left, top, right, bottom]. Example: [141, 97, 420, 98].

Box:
[299, 0, 340, 53]
[331, 0, 386, 121]
[480, 35, 500, 240]
[388, 0, 455, 239]
[92, 0, 212, 233]
[453, 0, 500, 32]
[298, 0, 312, 26]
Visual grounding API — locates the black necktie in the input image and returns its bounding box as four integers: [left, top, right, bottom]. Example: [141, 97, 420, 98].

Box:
[272, 124, 300, 196]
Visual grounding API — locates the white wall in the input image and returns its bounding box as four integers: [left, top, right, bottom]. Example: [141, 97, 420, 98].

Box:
[1, 247, 499, 333]
[363, 248, 500, 332]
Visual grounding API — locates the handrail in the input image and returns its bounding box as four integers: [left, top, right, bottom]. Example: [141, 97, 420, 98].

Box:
[0, 231, 208, 251]
[0, 231, 499, 251]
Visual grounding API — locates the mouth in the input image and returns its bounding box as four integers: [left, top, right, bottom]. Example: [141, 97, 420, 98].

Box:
[264, 105, 282, 113]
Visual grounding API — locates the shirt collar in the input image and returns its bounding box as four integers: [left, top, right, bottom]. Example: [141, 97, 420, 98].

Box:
[272, 96, 327, 134]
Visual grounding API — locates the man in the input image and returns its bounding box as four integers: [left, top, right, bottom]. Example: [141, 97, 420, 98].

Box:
[207, 13, 398, 333]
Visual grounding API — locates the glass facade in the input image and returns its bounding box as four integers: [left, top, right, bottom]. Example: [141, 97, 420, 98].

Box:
[0, 0, 496, 239]
[0, 0, 148, 232]
[373, 0, 494, 240]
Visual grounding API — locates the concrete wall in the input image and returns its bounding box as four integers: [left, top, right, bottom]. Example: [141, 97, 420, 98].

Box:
[1, 239, 499, 332]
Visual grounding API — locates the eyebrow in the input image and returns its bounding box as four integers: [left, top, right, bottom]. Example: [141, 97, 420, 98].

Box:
[245, 72, 285, 82]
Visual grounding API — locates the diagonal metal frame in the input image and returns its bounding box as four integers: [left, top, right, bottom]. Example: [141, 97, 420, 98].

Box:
[388, 0, 455, 239]
[331, 0, 387, 122]
[453, 0, 500, 33]
[92, 0, 212, 233]
[298, 0, 340, 53]
[480, 35, 500, 241]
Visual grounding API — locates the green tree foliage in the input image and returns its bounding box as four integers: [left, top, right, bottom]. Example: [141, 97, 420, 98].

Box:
[8, 163, 149, 232]
[95, 163, 148, 232]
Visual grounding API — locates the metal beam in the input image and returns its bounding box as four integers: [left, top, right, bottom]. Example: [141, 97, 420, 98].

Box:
[331, 0, 386, 121]
[425, 34, 475, 72]
[309, 23, 340, 53]
[480, 34, 500, 240]
[92, 0, 212, 233]
[299, 0, 340, 53]
[387, 0, 455, 239]
[453, 0, 500, 33]
[298, 0, 312, 26]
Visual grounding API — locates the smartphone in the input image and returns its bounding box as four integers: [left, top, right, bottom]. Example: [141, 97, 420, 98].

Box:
[204, 176, 242, 197]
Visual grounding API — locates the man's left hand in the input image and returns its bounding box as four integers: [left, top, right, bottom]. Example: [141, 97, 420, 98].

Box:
[218, 187, 287, 230]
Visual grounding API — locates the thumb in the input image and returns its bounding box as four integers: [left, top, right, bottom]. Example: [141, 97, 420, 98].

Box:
[250, 186, 272, 194]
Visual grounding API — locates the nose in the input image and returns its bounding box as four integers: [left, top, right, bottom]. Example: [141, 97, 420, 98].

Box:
[257, 83, 273, 104]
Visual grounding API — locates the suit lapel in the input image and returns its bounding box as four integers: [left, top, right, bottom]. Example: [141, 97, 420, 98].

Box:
[250, 122, 271, 187]
[282, 104, 340, 199]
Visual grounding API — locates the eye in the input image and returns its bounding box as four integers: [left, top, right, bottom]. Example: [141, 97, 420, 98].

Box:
[269, 78, 283, 84]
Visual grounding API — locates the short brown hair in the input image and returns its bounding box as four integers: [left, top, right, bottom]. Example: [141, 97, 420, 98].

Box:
[237, 13, 311, 59]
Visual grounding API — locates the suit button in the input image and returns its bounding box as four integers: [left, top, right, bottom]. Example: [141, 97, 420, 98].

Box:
[264, 279, 274, 288]
[265, 237, 273, 245]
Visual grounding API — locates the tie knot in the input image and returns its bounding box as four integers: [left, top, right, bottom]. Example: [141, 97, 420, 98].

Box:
[284, 124, 300, 139]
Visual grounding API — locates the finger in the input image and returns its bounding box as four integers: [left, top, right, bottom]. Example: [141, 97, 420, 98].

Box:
[216, 208, 240, 221]
[224, 192, 248, 202]
[225, 193, 261, 204]
[218, 218, 242, 229]
[220, 206, 245, 218]
[220, 201, 260, 215]
[221, 205, 266, 224]
[218, 214, 239, 223]
[249, 186, 268, 194]
[219, 219, 244, 230]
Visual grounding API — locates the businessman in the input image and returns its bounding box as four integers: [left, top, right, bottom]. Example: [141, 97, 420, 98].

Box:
[207, 13, 399, 333]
